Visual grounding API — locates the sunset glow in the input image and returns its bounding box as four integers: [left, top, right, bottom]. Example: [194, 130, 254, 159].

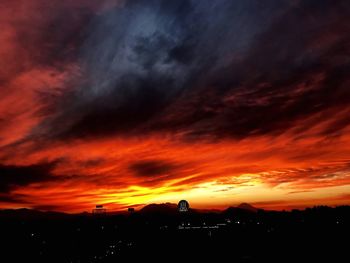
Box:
[1, 0, 350, 212]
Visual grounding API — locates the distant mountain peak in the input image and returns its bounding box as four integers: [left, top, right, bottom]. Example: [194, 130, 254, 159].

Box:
[0, 208, 69, 219]
[140, 203, 178, 214]
[237, 203, 258, 212]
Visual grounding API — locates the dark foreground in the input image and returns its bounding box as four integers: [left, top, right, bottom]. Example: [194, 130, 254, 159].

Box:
[1, 205, 349, 262]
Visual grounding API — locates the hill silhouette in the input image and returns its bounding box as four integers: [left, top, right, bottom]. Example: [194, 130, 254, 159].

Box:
[237, 203, 259, 212]
[223, 203, 261, 217]
[0, 208, 69, 219]
[139, 203, 178, 214]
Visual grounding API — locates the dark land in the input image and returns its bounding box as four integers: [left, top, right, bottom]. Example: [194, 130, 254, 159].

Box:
[1, 204, 349, 262]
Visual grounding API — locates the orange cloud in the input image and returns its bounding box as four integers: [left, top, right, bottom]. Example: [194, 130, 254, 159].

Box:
[1, 118, 349, 212]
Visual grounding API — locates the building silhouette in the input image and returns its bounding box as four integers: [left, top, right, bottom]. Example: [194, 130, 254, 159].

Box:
[178, 200, 189, 212]
[92, 205, 107, 215]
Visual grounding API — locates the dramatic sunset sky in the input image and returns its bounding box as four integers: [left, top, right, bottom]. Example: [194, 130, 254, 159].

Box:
[1, 0, 350, 212]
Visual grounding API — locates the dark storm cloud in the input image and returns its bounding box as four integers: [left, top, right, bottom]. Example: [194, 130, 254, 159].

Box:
[0, 162, 57, 193]
[35, 0, 350, 140]
[40, 0, 289, 139]
[128, 159, 185, 187]
[0, 0, 97, 86]
[152, 0, 350, 138]
[130, 160, 177, 176]
[0, 194, 30, 204]
[15, 7, 91, 68]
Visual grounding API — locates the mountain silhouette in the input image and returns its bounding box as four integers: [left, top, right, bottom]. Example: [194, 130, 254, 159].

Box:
[0, 208, 69, 219]
[223, 203, 260, 216]
[139, 203, 178, 214]
[237, 203, 258, 212]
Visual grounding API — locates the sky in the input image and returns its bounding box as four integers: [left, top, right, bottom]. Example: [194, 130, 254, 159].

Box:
[0, 0, 350, 213]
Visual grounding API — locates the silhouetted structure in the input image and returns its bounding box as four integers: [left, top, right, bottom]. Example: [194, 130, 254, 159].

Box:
[178, 200, 189, 212]
[92, 205, 107, 215]
[128, 207, 135, 213]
